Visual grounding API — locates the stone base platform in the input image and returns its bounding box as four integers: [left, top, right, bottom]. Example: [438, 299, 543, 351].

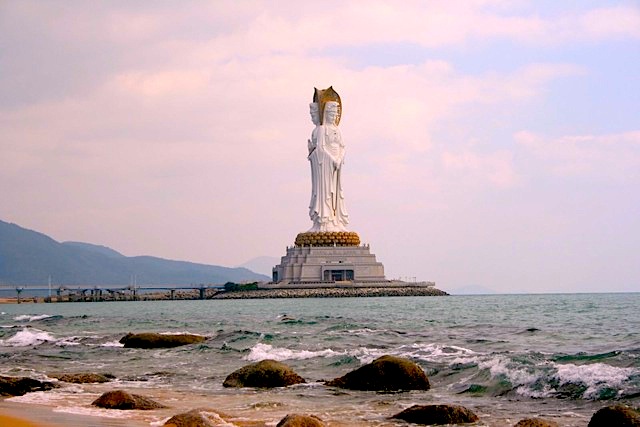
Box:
[272, 244, 386, 284]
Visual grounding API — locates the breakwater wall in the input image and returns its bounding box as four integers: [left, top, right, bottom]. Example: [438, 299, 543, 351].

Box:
[212, 286, 448, 299]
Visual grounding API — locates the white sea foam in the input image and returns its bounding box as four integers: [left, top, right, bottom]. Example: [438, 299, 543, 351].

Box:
[350, 348, 384, 363]
[56, 337, 82, 346]
[54, 405, 133, 419]
[245, 342, 479, 364]
[328, 327, 380, 335]
[55, 334, 103, 346]
[348, 343, 478, 364]
[468, 355, 637, 399]
[100, 340, 125, 347]
[14, 314, 54, 322]
[159, 331, 205, 336]
[553, 362, 635, 398]
[7, 390, 67, 404]
[396, 343, 477, 362]
[477, 357, 539, 387]
[245, 343, 340, 362]
[0, 328, 56, 346]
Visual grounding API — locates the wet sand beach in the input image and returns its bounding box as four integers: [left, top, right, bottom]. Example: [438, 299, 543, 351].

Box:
[0, 400, 142, 427]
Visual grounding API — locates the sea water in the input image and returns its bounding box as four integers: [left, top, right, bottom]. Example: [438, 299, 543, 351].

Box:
[0, 293, 638, 426]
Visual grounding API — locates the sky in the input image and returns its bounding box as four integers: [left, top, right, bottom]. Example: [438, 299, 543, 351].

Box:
[1, 1, 639, 294]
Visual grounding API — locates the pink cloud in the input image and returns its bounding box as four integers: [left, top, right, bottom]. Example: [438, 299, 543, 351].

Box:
[515, 130, 640, 179]
[442, 149, 519, 189]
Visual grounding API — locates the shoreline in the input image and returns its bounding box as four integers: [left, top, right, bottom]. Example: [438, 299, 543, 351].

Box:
[0, 380, 608, 427]
[0, 400, 144, 427]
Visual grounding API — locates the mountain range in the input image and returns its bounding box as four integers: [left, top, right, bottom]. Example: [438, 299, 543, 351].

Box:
[0, 219, 269, 285]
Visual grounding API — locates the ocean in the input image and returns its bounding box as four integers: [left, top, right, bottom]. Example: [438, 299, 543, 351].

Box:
[1, 293, 638, 426]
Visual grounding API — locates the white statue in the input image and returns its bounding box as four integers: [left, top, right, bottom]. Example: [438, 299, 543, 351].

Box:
[308, 92, 349, 232]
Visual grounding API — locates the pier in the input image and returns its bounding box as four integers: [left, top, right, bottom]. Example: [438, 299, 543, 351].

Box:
[0, 284, 225, 303]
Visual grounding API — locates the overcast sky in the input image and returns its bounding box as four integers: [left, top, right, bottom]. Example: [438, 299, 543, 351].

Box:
[1, 1, 639, 293]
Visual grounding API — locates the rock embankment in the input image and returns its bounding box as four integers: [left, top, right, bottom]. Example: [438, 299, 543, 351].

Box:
[213, 286, 448, 299]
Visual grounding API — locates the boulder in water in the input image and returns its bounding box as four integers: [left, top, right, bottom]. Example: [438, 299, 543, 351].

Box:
[514, 418, 559, 427]
[392, 404, 479, 425]
[0, 376, 57, 396]
[223, 359, 305, 388]
[163, 409, 218, 426]
[326, 355, 430, 391]
[53, 373, 114, 383]
[588, 405, 640, 427]
[277, 414, 325, 427]
[119, 332, 206, 348]
[92, 390, 166, 410]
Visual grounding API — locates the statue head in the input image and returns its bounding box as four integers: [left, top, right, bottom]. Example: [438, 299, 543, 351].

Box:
[323, 101, 340, 126]
[309, 102, 320, 126]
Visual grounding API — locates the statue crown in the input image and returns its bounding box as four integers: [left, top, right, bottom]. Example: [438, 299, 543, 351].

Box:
[313, 86, 342, 125]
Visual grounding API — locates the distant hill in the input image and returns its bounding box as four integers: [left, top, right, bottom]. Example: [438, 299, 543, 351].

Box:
[62, 241, 125, 258]
[0, 220, 269, 285]
[238, 256, 280, 276]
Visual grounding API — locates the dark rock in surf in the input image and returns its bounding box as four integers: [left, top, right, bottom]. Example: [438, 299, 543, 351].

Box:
[325, 355, 430, 391]
[588, 405, 640, 427]
[392, 404, 479, 425]
[277, 413, 325, 427]
[163, 409, 217, 426]
[91, 390, 166, 410]
[223, 359, 305, 388]
[0, 376, 57, 396]
[53, 373, 113, 383]
[119, 332, 206, 348]
[514, 418, 559, 427]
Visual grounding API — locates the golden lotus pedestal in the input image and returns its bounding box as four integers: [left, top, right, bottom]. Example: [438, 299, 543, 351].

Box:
[272, 231, 386, 284]
[294, 231, 360, 247]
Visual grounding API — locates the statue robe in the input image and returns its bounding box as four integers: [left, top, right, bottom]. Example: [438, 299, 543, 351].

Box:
[308, 123, 349, 232]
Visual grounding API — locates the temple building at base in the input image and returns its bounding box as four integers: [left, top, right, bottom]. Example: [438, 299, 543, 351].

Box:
[273, 244, 385, 284]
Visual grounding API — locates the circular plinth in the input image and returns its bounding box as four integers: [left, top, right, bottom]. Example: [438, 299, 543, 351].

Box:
[295, 231, 361, 247]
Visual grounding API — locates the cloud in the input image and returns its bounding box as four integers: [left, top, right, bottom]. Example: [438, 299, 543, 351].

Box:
[580, 6, 640, 40]
[442, 149, 519, 189]
[516, 130, 640, 179]
[113, 70, 211, 97]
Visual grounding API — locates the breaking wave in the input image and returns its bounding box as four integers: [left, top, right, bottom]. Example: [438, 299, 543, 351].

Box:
[0, 328, 57, 346]
[243, 341, 639, 400]
[245, 343, 340, 361]
[14, 314, 58, 322]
